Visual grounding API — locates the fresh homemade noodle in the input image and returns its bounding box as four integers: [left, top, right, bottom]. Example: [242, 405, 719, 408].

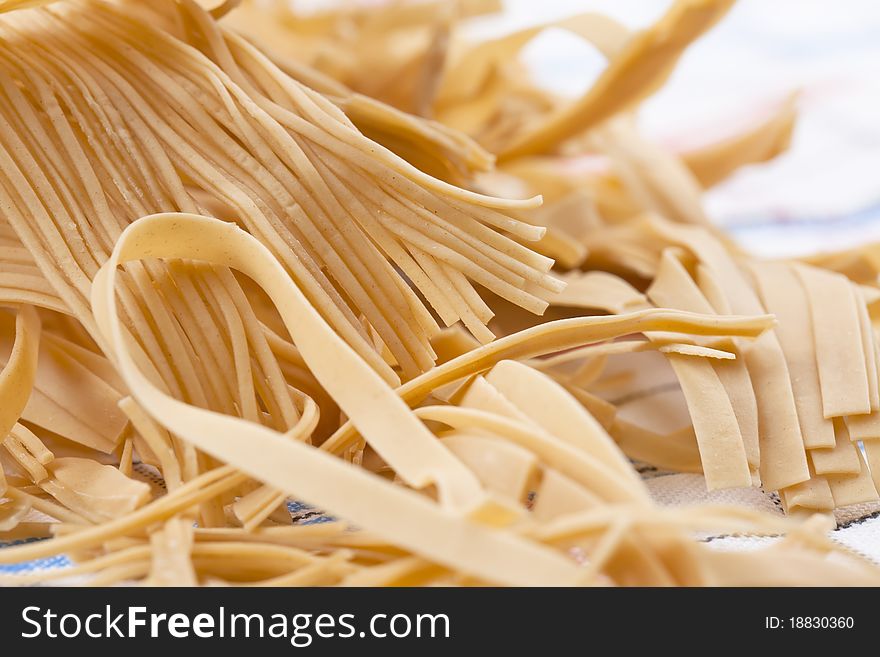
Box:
[0, 0, 878, 587]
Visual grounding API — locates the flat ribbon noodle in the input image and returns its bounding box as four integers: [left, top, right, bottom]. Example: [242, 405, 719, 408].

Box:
[89, 212, 586, 586]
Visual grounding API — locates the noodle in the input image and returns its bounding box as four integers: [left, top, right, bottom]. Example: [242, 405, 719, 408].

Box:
[0, 0, 878, 587]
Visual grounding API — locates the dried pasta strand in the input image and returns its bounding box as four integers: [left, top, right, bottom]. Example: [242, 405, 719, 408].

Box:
[0, 306, 40, 447]
[750, 262, 835, 449]
[794, 264, 871, 418]
[323, 306, 774, 455]
[497, 0, 735, 160]
[89, 211, 590, 584]
[0, 0, 877, 589]
[650, 219, 810, 490]
[665, 354, 751, 490]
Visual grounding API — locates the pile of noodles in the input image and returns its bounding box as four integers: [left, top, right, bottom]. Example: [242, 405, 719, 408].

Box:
[0, 0, 878, 586]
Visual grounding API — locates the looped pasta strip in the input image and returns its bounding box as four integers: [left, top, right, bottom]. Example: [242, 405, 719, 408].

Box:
[0, 0, 878, 588]
[91, 212, 485, 510]
[86, 211, 589, 585]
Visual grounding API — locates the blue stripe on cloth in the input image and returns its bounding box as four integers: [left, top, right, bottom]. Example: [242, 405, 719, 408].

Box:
[287, 500, 335, 525]
[0, 501, 335, 576]
[0, 538, 71, 573]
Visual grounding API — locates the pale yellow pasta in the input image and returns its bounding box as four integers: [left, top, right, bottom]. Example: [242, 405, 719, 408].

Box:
[0, 0, 878, 589]
[795, 264, 871, 417]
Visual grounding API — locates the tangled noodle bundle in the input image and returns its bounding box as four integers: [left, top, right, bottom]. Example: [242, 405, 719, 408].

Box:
[0, 0, 878, 586]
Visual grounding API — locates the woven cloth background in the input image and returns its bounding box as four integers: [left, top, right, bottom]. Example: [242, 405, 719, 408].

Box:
[4, 0, 880, 579]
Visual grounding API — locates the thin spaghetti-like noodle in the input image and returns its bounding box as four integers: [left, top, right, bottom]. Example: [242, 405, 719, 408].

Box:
[0, 0, 877, 587]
